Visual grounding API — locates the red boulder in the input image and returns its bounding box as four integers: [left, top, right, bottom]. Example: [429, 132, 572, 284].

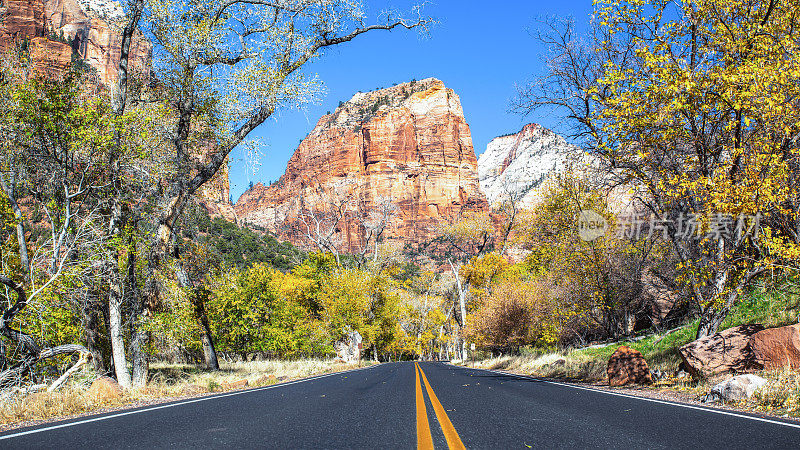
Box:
[751, 323, 800, 371]
[607, 346, 653, 386]
[678, 324, 763, 379]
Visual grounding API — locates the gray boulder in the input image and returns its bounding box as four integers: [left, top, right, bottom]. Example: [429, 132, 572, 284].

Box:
[703, 374, 767, 403]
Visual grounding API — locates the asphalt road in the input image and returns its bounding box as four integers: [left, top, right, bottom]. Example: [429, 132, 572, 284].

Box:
[2, 362, 799, 449]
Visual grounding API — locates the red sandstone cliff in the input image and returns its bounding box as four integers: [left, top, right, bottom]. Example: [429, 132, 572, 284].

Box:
[0, 0, 151, 85]
[29, 36, 72, 78]
[0, 1, 72, 84]
[43, 0, 151, 85]
[234, 78, 489, 252]
[196, 158, 236, 223]
[0, 1, 46, 51]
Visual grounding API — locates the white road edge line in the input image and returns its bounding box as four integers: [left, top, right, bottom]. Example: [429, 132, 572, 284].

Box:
[459, 364, 800, 430]
[0, 364, 379, 440]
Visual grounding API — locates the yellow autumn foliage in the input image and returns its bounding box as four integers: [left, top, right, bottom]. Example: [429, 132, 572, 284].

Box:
[593, 0, 800, 336]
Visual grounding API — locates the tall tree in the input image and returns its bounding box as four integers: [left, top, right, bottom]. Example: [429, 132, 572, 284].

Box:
[104, 0, 149, 389]
[437, 211, 494, 360]
[0, 74, 116, 388]
[515, 1, 800, 338]
[137, 2, 430, 383]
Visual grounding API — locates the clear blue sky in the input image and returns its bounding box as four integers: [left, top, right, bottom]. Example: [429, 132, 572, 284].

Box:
[228, 0, 594, 202]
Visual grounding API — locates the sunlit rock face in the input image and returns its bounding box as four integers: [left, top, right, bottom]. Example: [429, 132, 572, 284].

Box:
[0, 0, 151, 85]
[477, 123, 594, 207]
[0, 1, 46, 52]
[0, 1, 71, 88]
[43, 0, 151, 86]
[29, 36, 72, 78]
[196, 155, 237, 223]
[235, 78, 490, 252]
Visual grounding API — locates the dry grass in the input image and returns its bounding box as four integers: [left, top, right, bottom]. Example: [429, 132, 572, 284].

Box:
[464, 352, 609, 382]
[462, 353, 800, 418]
[0, 359, 371, 428]
[0, 367, 126, 426]
[2, 388, 100, 425]
[744, 368, 800, 417]
[148, 358, 369, 393]
[463, 287, 800, 386]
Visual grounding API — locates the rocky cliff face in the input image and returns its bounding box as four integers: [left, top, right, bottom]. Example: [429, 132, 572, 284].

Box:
[196, 159, 236, 223]
[0, 1, 46, 52]
[43, 0, 151, 85]
[477, 123, 593, 206]
[235, 78, 489, 252]
[29, 36, 72, 78]
[1, 0, 72, 78]
[0, 0, 151, 85]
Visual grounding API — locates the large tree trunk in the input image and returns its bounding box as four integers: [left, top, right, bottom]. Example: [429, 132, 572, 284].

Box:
[107, 203, 133, 388]
[696, 306, 728, 339]
[694, 264, 766, 339]
[0, 178, 30, 279]
[131, 314, 149, 387]
[448, 260, 469, 361]
[131, 265, 152, 388]
[122, 198, 187, 389]
[108, 281, 131, 388]
[191, 292, 219, 370]
[124, 218, 180, 389]
[112, 0, 144, 116]
[81, 298, 107, 373]
[695, 249, 732, 339]
[200, 329, 219, 370]
[696, 248, 731, 339]
[132, 245, 167, 388]
[101, 0, 145, 388]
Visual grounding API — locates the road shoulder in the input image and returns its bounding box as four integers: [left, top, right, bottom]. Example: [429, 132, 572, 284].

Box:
[0, 362, 379, 434]
[452, 362, 800, 425]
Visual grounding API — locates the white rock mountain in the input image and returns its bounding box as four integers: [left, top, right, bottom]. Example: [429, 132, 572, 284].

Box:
[477, 123, 592, 206]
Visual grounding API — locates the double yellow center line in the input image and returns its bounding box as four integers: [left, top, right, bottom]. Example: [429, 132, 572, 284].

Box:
[415, 362, 465, 450]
